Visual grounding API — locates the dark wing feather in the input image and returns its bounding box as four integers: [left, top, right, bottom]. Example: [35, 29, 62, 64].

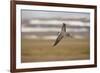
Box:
[62, 23, 66, 32]
[53, 33, 63, 46]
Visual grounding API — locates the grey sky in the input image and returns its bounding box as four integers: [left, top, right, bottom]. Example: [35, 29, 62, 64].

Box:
[21, 9, 90, 20]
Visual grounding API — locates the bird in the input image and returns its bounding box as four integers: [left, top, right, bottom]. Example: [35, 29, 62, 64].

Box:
[53, 23, 73, 46]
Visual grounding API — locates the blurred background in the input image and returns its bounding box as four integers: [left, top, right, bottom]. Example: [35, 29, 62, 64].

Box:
[21, 10, 90, 62]
[21, 10, 90, 40]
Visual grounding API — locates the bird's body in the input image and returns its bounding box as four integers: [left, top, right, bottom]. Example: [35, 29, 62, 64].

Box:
[53, 23, 73, 46]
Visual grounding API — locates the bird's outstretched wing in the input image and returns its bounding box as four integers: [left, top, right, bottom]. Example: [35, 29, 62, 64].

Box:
[61, 23, 66, 32]
[53, 33, 63, 46]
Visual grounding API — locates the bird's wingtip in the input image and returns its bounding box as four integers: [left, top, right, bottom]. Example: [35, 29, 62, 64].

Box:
[63, 23, 66, 26]
[63, 23, 65, 25]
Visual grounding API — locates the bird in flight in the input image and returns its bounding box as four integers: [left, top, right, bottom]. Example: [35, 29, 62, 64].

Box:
[53, 23, 73, 46]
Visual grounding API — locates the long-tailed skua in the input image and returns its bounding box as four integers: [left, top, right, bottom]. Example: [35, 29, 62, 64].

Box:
[53, 23, 73, 46]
